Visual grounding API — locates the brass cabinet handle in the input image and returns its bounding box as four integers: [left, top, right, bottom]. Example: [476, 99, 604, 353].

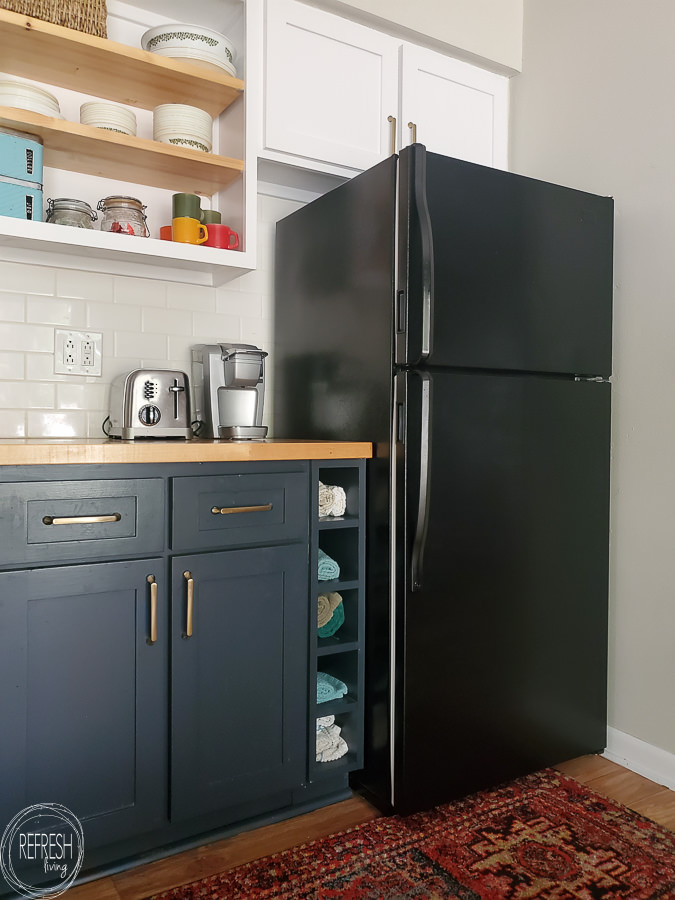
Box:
[210, 503, 273, 515]
[408, 121, 418, 144]
[42, 513, 122, 525]
[387, 114, 397, 156]
[147, 575, 157, 644]
[184, 570, 194, 638]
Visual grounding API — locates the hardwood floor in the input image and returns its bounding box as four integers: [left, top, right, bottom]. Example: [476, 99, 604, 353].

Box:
[67, 756, 675, 900]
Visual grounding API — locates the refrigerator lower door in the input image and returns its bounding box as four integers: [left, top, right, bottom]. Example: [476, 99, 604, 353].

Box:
[392, 368, 611, 815]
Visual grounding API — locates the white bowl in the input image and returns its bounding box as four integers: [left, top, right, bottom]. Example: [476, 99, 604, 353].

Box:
[141, 23, 235, 68]
[145, 46, 236, 77]
[80, 101, 137, 135]
[153, 132, 212, 153]
[0, 80, 61, 118]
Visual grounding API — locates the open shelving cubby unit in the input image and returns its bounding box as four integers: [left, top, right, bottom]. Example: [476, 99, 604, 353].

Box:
[0, 1, 258, 285]
[309, 459, 366, 783]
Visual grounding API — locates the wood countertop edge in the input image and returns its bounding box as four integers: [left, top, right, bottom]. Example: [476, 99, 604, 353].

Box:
[0, 440, 373, 466]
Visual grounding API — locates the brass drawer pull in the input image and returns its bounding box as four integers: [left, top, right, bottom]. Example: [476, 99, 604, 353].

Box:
[42, 513, 122, 525]
[184, 570, 194, 638]
[387, 114, 397, 156]
[210, 503, 273, 515]
[147, 575, 158, 644]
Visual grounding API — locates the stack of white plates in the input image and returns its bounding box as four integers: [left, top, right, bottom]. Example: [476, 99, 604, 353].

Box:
[0, 80, 62, 118]
[153, 104, 212, 153]
[80, 102, 137, 136]
[141, 23, 236, 77]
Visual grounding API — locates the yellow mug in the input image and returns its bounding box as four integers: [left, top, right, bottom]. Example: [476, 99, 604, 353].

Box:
[172, 216, 208, 244]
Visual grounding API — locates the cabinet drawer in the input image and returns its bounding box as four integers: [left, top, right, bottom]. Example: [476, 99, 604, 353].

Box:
[171, 472, 308, 551]
[0, 479, 164, 566]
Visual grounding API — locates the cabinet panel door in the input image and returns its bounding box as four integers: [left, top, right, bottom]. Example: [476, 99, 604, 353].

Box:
[400, 44, 509, 168]
[264, 0, 398, 172]
[171, 543, 308, 822]
[0, 560, 168, 853]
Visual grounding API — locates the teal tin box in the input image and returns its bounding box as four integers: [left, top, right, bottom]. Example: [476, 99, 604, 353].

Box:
[0, 126, 44, 183]
[0, 177, 43, 221]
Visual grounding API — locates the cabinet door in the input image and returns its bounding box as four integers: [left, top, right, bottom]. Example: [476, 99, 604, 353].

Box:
[264, 0, 398, 172]
[0, 560, 167, 852]
[400, 44, 509, 168]
[171, 543, 308, 822]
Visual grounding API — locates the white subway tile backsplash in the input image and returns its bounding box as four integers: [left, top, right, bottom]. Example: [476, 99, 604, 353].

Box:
[56, 269, 114, 302]
[0, 351, 24, 380]
[192, 311, 242, 340]
[0, 409, 26, 437]
[27, 409, 87, 438]
[0, 292, 26, 322]
[114, 276, 167, 308]
[27, 296, 87, 327]
[166, 282, 216, 312]
[0, 263, 55, 296]
[57, 382, 107, 410]
[115, 330, 167, 359]
[142, 307, 192, 335]
[25, 353, 70, 382]
[87, 302, 142, 332]
[0, 322, 55, 353]
[216, 290, 263, 319]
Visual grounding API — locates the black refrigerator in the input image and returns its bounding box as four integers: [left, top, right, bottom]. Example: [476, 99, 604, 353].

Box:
[273, 144, 613, 816]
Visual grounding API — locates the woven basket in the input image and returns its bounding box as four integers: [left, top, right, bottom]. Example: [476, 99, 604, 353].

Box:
[0, 0, 107, 37]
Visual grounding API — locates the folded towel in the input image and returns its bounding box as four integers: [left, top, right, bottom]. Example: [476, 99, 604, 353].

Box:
[317, 591, 342, 628]
[319, 482, 347, 518]
[318, 594, 344, 638]
[317, 671, 348, 703]
[318, 548, 340, 581]
[316, 719, 348, 762]
[317, 715, 335, 730]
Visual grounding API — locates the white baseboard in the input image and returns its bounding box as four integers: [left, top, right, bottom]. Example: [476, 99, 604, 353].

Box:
[604, 726, 675, 790]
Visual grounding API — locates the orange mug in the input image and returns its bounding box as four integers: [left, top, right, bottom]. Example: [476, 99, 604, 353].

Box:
[159, 224, 172, 241]
[203, 224, 240, 250]
[172, 216, 208, 244]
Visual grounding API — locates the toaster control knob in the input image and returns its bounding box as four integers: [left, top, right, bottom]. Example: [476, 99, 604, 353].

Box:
[139, 404, 161, 426]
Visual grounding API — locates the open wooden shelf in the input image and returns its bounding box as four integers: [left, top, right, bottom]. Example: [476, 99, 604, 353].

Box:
[0, 8, 243, 118]
[0, 107, 244, 194]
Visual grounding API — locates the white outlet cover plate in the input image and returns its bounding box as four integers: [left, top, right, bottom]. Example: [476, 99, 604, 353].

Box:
[54, 329, 103, 376]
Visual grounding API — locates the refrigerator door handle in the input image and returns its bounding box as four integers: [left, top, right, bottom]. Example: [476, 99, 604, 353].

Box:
[411, 371, 431, 591]
[412, 147, 434, 361]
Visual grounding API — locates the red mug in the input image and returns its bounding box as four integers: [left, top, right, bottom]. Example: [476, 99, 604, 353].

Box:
[159, 224, 172, 241]
[203, 224, 240, 250]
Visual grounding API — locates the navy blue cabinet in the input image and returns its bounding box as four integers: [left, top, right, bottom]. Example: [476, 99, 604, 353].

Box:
[0, 559, 168, 852]
[0, 458, 364, 891]
[171, 544, 308, 823]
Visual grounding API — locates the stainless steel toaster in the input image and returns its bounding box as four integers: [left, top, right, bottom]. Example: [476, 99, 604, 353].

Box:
[108, 369, 192, 439]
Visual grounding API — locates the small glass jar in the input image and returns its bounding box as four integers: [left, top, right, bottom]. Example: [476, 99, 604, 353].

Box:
[97, 195, 148, 237]
[46, 198, 97, 229]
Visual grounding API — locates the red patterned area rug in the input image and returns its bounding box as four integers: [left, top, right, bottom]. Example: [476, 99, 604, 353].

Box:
[151, 769, 675, 899]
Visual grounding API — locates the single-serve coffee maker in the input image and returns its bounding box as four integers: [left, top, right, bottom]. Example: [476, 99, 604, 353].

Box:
[192, 343, 268, 440]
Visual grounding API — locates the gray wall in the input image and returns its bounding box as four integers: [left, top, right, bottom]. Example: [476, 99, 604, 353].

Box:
[510, 0, 675, 754]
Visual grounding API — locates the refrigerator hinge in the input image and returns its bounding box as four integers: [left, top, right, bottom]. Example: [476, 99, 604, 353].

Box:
[574, 376, 607, 382]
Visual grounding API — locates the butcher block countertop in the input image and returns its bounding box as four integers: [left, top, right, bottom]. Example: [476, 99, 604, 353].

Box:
[0, 438, 373, 466]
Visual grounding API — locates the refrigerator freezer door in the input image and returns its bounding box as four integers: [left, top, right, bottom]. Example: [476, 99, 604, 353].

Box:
[397, 145, 614, 377]
[392, 368, 611, 815]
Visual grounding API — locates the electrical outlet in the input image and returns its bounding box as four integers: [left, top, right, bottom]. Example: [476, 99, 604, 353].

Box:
[54, 329, 103, 376]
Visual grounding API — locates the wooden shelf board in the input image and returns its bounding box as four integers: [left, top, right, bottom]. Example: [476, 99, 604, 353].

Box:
[0, 108, 244, 194]
[0, 8, 243, 118]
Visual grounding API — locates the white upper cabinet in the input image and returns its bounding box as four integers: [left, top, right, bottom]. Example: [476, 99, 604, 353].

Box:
[262, 0, 509, 177]
[399, 45, 508, 169]
[264, 0, 398, 173]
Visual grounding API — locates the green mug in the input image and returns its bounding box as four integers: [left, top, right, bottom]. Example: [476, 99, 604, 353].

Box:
[172, 192, 201, 220]
[201, 209, 222, 225]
